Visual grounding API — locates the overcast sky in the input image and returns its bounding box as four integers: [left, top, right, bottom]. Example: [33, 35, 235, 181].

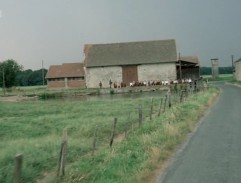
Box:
[0, 0, 241, 70]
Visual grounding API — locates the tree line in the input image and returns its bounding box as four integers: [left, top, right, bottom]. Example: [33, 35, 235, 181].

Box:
[200, 66, 233, 75]
[0, 59, 47, 88]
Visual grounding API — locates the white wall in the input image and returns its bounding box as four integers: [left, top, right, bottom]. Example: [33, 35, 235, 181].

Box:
[86, 62, 177, 88]
[138, 63, 176, 81]
[235, 61, 241, 81]
[85, 66, 122, 88]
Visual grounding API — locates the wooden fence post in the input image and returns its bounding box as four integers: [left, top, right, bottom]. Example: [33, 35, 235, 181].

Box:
[180, 90, 184, 103]
[13, 154, 23, 183]
[158, 98, 163, 116]
[110, 118, 117, 148]
[138, 104, 142, 127]
[168, 94, 172, 108]
[130, 112, 133, 132]
[150, 98, 153, 120]
[163, 95, 168, 112]
[57, 128, 68, 177]
[92, 125, 98, 156]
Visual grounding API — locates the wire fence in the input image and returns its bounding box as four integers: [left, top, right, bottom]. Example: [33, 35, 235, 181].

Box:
[10, 80, 208, 182]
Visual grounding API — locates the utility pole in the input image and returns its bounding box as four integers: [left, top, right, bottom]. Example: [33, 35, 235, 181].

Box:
[231, 55, 234, 72]
[2, 68, 5, 95]
[42, 60, 44, 86]
[179, 52, 182, 80]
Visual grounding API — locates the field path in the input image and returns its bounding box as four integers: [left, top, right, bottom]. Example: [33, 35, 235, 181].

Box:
[156, 83, 241, 183]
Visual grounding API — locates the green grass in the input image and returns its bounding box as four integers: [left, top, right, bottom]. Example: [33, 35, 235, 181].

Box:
[0, 87, 219, 183]
[202, 74, 234, 82]
[202, 74, 241, 85]
[0, 85, 100, 97]
[61, 87, 219, 183]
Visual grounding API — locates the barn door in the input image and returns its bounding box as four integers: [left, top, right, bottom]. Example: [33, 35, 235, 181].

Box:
[122, 65, 138, 86]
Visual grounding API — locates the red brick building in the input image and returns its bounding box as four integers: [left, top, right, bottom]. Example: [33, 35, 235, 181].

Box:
[45, 63, 85, 88]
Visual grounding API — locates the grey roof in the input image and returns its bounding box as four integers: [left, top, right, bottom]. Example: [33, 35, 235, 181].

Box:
[179, 56, 200, 65]
[84, 39, 177, 67]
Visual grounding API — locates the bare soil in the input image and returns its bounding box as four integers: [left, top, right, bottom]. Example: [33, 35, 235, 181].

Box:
[0, 96, 38, 102]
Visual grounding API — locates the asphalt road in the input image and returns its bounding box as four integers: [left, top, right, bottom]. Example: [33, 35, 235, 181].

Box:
[156, 83, 241, 183]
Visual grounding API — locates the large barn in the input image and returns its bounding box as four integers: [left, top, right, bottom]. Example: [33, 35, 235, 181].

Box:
[45, 63, 85, 88]
[234, 58, 241, 81]
[84, 39, 178, 88]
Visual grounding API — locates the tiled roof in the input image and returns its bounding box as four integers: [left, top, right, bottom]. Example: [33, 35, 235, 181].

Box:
[179, 56, 199, 65]
[84, 39, 177, 67]
[45, 63, 85, 79]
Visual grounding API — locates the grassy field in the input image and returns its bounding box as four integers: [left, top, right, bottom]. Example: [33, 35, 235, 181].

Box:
[202, 74, 234, 82]
[0, 86, 219, 183]
[0, 85, 100, 98]
[202, 74, 241, 85]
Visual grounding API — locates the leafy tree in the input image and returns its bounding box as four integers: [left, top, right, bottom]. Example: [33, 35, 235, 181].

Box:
[200, 67, 212, 75]
[219, 67, 233, 74]
[16, 69, 47, 86]
[0, 59, 23, 88]
[200, 66, 233, 75]
[16, 69, 33, 86]
[28, 69, 47, 86]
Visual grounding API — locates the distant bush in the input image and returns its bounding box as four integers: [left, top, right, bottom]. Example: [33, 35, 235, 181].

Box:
[110, 89, 115, 95]
[200, 66, 233, 75]
[38, 92, 63, 99]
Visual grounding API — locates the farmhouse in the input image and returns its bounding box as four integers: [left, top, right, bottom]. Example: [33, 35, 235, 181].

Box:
[45, 63, 85, 88]
[177, 56, 200, 80]
[84, 39, 178, 88]
[234, 58, 241, 81]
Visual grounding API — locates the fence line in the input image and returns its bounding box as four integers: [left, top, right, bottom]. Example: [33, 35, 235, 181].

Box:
[11, 82, 207, 181]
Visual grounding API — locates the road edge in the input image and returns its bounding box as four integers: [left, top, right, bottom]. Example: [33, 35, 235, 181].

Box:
[154, 88, 222, 183]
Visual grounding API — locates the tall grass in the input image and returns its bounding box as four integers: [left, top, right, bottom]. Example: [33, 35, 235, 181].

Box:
[0, 87, 219, 183]
[61, 87, 219, 183]
[0, 85, 99, 97]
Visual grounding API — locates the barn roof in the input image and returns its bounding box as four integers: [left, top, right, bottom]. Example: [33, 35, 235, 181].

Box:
[45, 63, 85, 79]
[235, 57, 241, 63]
[84, 39, 177, 67]
[179, 56, 200, 65]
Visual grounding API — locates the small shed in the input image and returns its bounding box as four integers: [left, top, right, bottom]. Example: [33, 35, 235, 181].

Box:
[234, 58, 241, 81]
[45, 63, 85, 88]
[177, 56, 200, 80]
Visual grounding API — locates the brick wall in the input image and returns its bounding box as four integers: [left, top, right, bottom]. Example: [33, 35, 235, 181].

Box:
[47, 79, 86, 88]
[47, 81, 65, 88]
[67, 80, 86, 88]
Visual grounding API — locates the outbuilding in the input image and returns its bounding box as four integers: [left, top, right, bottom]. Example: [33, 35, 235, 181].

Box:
[234, 58, 241, 81]
[45, 63, 85, 88]
[177, 56, 200, 80]
[84, 39, 178, 88]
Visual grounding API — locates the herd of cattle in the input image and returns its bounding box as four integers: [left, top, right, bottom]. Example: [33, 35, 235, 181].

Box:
[112, 78, 194, 88]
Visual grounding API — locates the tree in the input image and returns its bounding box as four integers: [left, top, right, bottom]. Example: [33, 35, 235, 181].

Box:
[28, 69, 47, 86]
[16, 69, 48, 86]
[16, 69, 33, 86]
[0, 59, 23, 88]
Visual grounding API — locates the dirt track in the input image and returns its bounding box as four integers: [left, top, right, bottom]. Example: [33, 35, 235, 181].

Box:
[0, 96, 38, 102]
